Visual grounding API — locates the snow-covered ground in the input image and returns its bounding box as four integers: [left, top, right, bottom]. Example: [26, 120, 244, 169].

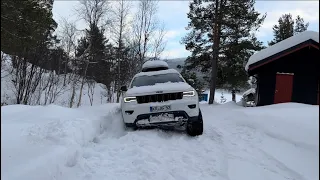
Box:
[2, 102, 318, 180]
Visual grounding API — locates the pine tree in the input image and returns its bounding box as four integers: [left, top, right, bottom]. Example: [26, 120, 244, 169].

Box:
[181, 68, 204, 95]
[1, 0, 57, 56]
[86, 23, 109, 81]
[1, 0, 59, 104]
[268, 14, 294, 46]
[182, 0, 265, 104]
[75, 23, 116, 101]
[75, 37, 90, 75]
[75, 24, 113, 83]
[268, 14, 309, 46]
[294, 15, 309, 34]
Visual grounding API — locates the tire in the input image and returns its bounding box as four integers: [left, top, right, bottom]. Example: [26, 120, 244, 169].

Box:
[186, 109, 203, 136]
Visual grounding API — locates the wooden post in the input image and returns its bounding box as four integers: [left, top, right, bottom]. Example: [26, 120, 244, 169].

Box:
[232, 89, 236, 102]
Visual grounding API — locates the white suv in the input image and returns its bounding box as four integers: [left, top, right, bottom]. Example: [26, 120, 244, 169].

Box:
[120, 60, 203, 136]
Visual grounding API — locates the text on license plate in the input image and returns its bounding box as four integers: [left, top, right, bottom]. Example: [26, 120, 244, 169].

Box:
[150, 105, 171, 112]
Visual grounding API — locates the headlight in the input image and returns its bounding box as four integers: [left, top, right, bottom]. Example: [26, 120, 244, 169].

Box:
[183, 90, 195, 97]
[124, 96, 137, 103]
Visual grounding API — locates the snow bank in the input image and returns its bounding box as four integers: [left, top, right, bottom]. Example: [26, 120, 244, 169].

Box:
[126, 82, 192, 96]
[200, 102, 319, 180]
[142, 60, 169, 70]
[245, 30, 319, 71]
[1, 103, 120, 180]
[229, 103, 319, 150]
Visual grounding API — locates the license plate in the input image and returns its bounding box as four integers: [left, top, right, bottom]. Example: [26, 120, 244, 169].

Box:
[150, 105, 171, 112]
[150, 113, 175, 122]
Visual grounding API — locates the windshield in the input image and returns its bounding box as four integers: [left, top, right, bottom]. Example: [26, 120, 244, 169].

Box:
[130, 73, 184, 88]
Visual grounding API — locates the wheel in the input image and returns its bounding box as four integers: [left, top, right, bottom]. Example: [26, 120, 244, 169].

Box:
[186, 110, 203, 136]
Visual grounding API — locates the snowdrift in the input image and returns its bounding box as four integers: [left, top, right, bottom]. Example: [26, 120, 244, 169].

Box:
[1, 102, 318, 180]
[1, 103, 122, 180]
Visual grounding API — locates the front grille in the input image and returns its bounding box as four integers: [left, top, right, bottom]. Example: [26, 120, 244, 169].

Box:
[136, 92, 183, 104]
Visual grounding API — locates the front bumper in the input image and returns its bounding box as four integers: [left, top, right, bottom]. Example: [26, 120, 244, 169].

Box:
[121, 98, 199, 126]
[124, 110, 200, 128]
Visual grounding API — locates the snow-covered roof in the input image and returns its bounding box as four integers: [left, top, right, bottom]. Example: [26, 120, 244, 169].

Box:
[242, 88, 256, 96]
[245, 31, 319, 71]
[142, 60, 169, 71]
[134, 69, 180, 77]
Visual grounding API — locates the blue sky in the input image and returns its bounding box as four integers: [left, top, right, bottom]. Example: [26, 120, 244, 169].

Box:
[53, 1, 319, 59]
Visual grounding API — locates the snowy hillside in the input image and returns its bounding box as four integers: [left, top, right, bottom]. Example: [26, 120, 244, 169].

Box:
[164, 58, 186, 72]
[2, 102, 318, 180]
[1, 59, 112, 107]
[1, 57, 242, 106]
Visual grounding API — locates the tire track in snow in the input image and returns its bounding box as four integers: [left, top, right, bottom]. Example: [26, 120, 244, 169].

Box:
[198, 105, 310, 180]
[264, 131, 318, 152]
[224, 121, 309, 180]
[204, 123, 230, 180]
[257, 148, 308, 180]
[69, 115, 231, 180]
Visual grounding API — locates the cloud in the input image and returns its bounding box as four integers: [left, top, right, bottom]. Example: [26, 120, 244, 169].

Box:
[164, 30, 181, 40]
[53, 1, 319, 58]
[160, 29, 189, 59]
[157, 1, 190, 29]
[255, 1, 319, 41]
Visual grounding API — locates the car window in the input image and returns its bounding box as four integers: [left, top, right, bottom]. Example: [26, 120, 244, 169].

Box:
[130, 73, 184, 88]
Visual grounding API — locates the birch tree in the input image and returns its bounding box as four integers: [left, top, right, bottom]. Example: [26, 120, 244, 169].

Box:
[110, 0, 132, 102]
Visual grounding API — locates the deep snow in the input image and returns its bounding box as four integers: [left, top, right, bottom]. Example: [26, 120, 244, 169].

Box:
[1, 102, 319, 180]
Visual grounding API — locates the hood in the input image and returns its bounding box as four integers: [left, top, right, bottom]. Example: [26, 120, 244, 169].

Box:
[125, 82, 193, 96]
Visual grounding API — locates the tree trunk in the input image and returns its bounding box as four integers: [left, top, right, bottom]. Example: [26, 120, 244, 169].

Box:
[208, 0, 223, 105]
[116, 2, 124, 103]
[69, 83, 76, 108]
[77, 61, 89, 107]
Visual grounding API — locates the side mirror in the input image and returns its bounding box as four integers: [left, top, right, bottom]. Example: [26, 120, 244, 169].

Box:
[120, 85, 127, 92]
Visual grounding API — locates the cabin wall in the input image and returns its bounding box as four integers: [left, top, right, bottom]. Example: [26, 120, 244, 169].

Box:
[292, 75, 318, 105]
[252, 46, 319, 106]
[256, 73, 276, 106]
[251, 47, 318, 75]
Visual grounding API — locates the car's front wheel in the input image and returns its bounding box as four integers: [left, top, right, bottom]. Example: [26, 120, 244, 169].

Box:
[186, 110, 203, 136]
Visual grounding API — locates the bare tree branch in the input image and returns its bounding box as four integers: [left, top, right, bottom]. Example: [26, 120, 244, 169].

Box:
[77, 0, 110, 27]
[131, 0, 167, 68]
[109, 0, 132, 103]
